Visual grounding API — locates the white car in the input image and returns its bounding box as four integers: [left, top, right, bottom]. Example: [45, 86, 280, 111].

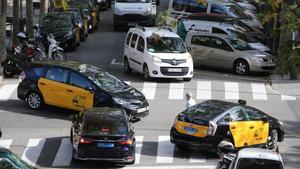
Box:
[123, 26, 194, 81]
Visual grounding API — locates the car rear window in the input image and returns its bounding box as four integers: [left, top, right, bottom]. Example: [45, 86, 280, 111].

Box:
[237, 158, 283, 169]
[83, 114, 128, 136]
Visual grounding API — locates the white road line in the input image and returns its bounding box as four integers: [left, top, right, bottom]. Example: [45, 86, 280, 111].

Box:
[197, 81, 211, 100]
[189, 150, 206, 163]
[135, 136, 144, 164]
[124, 81, 131, 85]
[224, 82, 239, 100]
[142, 82, 157, 100]
[111, 58, 123, 65]
[156, 136, 174, 163]
[169, 83, 184, 100]
[281, 95, 296, 100]
[21, 139, 46, 167]
[0, 84, 18, 100]
[52, 138, 72, 167]
[120, 165, 216, 169]
[0, 139, 13, 149]
[251, 83, 268, 100]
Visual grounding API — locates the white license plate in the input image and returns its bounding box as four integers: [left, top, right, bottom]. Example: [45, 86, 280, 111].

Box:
[137, 107, 149, 113]
[168, 68, 182, 72]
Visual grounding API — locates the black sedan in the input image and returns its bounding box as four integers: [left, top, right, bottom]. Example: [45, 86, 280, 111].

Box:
[70, 107, 136, 164]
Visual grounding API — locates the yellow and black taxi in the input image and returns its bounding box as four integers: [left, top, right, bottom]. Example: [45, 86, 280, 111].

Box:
[170, 100, 284, 152]
[17, 61, 149, 119]
[71, 107, 137, 163]
[67, 8, 89, 41]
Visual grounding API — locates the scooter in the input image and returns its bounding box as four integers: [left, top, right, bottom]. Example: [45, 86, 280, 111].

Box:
[47, 34, 66, 60]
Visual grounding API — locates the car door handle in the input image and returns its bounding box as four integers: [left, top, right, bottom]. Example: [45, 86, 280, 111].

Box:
[249, 126, 254, 129]
[230, 126, 236, 129]
[67, 89, 73, 93]
[39, 82, 46, 86]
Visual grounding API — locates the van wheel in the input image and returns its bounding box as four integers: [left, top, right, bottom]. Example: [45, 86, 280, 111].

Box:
[234, 60, 249, 75]
[267, 129, 278, 149]
[26, 91, 43, 110]
[143, 65, 151, 81]
[124, 58, 132, 74]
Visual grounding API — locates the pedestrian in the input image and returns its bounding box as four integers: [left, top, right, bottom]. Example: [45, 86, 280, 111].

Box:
[185, 92, 196, 109]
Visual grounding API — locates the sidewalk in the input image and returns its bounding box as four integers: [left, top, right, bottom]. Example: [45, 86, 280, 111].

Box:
[271, 74, 300, 98]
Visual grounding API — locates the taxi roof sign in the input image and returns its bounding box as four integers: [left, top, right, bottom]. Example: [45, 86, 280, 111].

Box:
[238, 99, 247, 105]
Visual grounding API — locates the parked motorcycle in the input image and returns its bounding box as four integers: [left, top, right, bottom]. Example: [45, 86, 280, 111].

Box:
[47, 34, 66, 60]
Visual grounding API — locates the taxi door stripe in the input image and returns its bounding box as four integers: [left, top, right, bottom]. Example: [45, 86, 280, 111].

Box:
[169, 83, 184, 100]
[197, 81, 211, 100]
[156, 136, 174, 163]
[21, 138, 46, 167]
[52, 138, 72, 167]
[251, 83, 268, 100]
[281, 95, 296, 100]
[224, 82, 239, 100]
[135, 136, 144, 164]
[0, 139, 13, 149]
[0, 84, 18, 100]
[189, 149, 206, 163]
[142, 82, 157, 100]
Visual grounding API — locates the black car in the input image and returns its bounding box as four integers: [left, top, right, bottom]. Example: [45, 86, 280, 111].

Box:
[95, 0, 111, 10]
[17, 61, 149, 119]
[67, 8, 89, 41]
[170, 100, 284, 152]
[71, 107, 136, 163]
[0, 147, 35, 169]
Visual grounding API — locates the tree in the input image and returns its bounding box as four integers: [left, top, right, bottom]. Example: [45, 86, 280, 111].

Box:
[40, 0, 49, 20]
[26, 0, 34, 37]
[0, 0, 8, 66]
[13, 0, 20, 44]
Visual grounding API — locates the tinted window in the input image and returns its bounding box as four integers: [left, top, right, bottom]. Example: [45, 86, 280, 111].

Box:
[130, 34, 138, 48]
[225, 108, 245, 122]
[137, 36, 145, 52]
[212, 28, 227, 34]
[147, 36, 186, 53]
[32, 67, 45, 77]
[210, 37, 233, 51]
[172, 0, 207, 13]
[211, 4, 226, 14]
[237, 158, 283, 169]
[45, 68, 68, 83]
[245, 107, 265, 121]
[69, 72, 93, 89]
[126, 32, 132, 46]
[191, 36, 210, 47]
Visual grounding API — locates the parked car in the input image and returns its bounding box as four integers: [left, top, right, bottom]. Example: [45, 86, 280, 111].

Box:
[17, 61, 149, 119]
[96, 0, 111, 10]
[0, 147, 36, 169]
[170, 99, 284, 152]
[70, 107, 137, 163]
[185, 32, 275, 75]
[67, 8, 89, 41]
[39, 12, 80, 51]
[124, 26, 193, 81]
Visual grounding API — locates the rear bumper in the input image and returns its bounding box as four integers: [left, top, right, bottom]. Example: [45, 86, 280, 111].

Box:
[113, 14, 154, 26]
[76, 156, 135, 163]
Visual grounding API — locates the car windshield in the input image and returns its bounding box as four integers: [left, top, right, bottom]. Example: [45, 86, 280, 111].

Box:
[83, 114, 128, 136]
[147, 36, 187, 53]
[226, 37, 254, 51]
[9, 153, 35, 169]
[237, 158, 284, 169]
[41, 14, 71, 28]
[227, 29, 256, 43]
[224, 5, 250, 19]
[116, 0, 150, 2]
[79, 64, 130, 92]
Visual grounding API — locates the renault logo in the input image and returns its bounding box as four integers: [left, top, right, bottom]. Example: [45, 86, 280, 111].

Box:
[172, 59, 177, 65]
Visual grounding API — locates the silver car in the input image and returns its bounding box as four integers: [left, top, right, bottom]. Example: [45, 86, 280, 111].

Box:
[185, 32, 276, 75]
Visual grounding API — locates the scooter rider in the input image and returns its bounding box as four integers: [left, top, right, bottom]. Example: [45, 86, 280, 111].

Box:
[16, 32, 33, 58]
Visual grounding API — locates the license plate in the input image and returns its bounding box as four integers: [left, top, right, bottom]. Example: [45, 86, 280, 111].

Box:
[137, 106, 148, 113]
[96, 143, 114, 148]
[268, 63, 275, 66]
[128, 23, 138, 26]
[184, 127, 197, 135]
[168, 68, 182, 72]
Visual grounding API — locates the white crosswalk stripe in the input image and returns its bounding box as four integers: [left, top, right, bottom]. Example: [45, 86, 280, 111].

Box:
[142, 82, 157, 100]
[52, 138, 73, 167]
[21, 139, 46, 167]
[135, 136, 144, 164]
[281, 95, 296, 100]
[251, 83, 268, 100]
[169, 83, 184, 100]
[0, 84, 18, 100]
[0, 139, 13, 149]
[197, 81, 211, 100]
[224, 82, 239, 100]
[156, 136, 175, 163]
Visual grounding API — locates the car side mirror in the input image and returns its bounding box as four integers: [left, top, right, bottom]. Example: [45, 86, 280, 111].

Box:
[130, 118, 140, 123]
[85, 86, 94, 93]
[261, 116, 269, 123]
[187, 47, 191, 52]
[217, 140, 234, 155]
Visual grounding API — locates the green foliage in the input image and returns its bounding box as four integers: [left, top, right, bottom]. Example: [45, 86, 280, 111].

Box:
[156, 8, 171, 28]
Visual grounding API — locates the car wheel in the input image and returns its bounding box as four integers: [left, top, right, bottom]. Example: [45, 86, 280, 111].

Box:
[26, 91, 43, 110]
[124, 58, 132, 74]
[175, 142, 188, 150]
[234, 60, 249, 75]
[3, 66, 15, 78]
[267, 129, 278, 149]
[52, 51, 66, 61]
[143, 65, 151, 81]
[183, 78, 192, 82]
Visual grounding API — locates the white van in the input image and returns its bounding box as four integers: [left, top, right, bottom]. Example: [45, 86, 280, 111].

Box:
[168, 0, 262, 30]
[113, 0, 159, 30]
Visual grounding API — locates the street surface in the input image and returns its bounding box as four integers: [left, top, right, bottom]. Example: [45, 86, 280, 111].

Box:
[1, 2, 300, 169]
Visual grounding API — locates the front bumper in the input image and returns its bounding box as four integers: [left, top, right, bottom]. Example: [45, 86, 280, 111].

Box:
[148, 62, 193, 79]
[250, 60, 276, 73]
[124, 105, 150, 119]
[113, 14, 154, 26]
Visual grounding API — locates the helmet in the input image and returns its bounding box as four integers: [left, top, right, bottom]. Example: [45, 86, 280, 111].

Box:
[17, 32, 29, 40]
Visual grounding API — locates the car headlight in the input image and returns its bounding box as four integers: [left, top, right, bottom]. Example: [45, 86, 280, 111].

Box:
[144, 8, 151, 15]
[113, 97, 130, 105]
[151, 55, 161, 63]
[114, 7, 122, 15]
[187, 55, 193, 64]
[64, 31, 73, 39]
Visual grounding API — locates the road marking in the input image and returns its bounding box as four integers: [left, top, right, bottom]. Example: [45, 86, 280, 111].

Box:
[0, 84, 18, 100]
[169, 83, 184, 100]
[111, 58, 123, 65]
[21, 139, 46, 167]
[52, 138, 72, 167]
[0, 139, 13, 149]
[197, 81, 211, 100]
[224, 82, 239, 100]
[251, 83, 268, 100]
[281, 95, 296, 100]
[135, 136, 144, 164]
[120, 165, 216, 169]
[156, 136, 174, 163]
[189, 150, 206, 163]
[124, 81, 131, 85]
[142, 82, 157, 100]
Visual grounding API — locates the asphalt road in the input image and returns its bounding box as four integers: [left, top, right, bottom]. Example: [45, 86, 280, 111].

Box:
[1, 2, 300, 169]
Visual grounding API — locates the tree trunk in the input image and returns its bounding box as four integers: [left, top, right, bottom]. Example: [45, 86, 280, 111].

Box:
[0, 0, 8, 65]
[40, 0, 48, 20]
[26, 0, 34, 37]
[13, 0, 20, 44]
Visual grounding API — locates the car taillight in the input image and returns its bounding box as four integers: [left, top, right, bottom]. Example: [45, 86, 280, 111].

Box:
[172, 116, 178, 127]
[79, 137, 92, 144]
[119, 139, 133, 146]
[207, 121, 217, 136]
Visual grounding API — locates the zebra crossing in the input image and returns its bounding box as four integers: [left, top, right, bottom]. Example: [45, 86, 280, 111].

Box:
[0, 135, 215, 168]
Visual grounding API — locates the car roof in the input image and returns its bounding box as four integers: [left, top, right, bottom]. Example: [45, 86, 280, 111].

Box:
[187, 32, 232, 39]
[130, 27, 180, 38]
[31, 60, 82, 71]
[238, 148, 283, 162]
[204, 0, 232, 5]
[187, 13, 235, 21]
[83, 107, 126, 117]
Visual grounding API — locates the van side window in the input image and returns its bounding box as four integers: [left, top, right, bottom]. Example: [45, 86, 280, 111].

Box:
[211, 4, 226, 15]
[210, 37, 233, 51]
[126, 32, 132, 46]
[212, 28, 227, 34]
[137, 36, 145, 53]
[191, 36, 210, 47]
[130, 34, 138, 48]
